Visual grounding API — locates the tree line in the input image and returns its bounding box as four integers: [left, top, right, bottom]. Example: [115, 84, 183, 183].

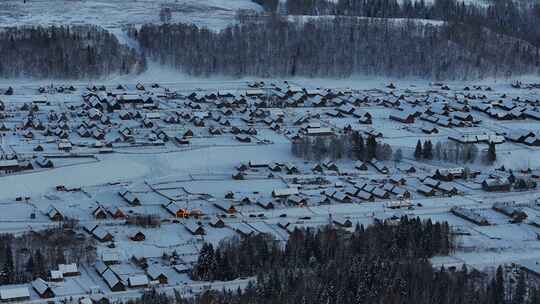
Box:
[127, 216, 540, 304]
[414, 140, 497, 164]
[291, 132, 393, 161]
[191, 217, 454, 282]
[257, 0, 540, 51]
[0, 25, 144, 79]
[130, 15, 539, 79]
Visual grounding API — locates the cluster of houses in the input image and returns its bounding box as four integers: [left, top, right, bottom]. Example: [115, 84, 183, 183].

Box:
[470, 96, 540, 121]
[4, 81, 540, 301]
[0, 263, 81, 302]
[384, 95, 483, 129]
[93, 256, 172, 292]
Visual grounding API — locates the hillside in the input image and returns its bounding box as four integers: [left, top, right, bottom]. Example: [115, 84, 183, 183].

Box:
[0, 0, 262, 30]
[0, 0, 538, 80]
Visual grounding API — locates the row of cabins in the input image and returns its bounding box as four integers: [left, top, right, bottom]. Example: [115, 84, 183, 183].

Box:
[224, 191, 280, 209]
[418, 177, 460, 196]
[449, 133, 505, 145]
[472, 100, 540, 121]
[84, 224, 114, 242]
[451, 206, 490, 226]
[236, 161, 301, 175]
[492, 202, 528, 223]
[162, 201, 205, 219]
[84, 89, 159, 110]
[434, 167, 481, 181]
[49, 203, 126, 223]
[506, 130, 540, 146]
[95, 261, 150, 292]
[189, 89, 266, 104]
[92, 205, 126, 219]
[188, 84, 366, 123]
[419, 113, 478, 128]
[354, 161, 390, 174]
[325, 179, 412, 203]
[482, 177, 512, 192]
[184, 218, 277, 238]
[0, 159, 34, 174]
[387, 98, 482, 127]
[278, 216, 353, 233]
[95, 254, 175, 291]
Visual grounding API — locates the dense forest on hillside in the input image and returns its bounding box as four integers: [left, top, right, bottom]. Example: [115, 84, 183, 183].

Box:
[0, 0, 538, 79]
[0, 25, 143, 79]
[130, 16, 539, 79]
[257, 0, 540, 48]
[127, 217, 540, 304]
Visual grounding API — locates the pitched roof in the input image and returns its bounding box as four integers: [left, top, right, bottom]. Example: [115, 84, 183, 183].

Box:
[146, 265, 167, 280]
[0, 287, 30, 300]
[31, 278, 50, 295]
[102, 269, 121, 289]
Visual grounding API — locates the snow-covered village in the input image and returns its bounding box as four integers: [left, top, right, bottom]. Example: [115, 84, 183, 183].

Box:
[0, 78, 538, 302]
[2, 0, 540, 303]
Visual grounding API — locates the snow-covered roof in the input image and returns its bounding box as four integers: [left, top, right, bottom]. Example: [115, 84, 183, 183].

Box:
[128, 274, 149, 287]
[95, 260, 108, 275]
[31, 278, 50, 295]
[102, 251, 121, 263]
[58, 263, 78, 274]
[0, 160, 18, 168]
[146, 265, 167, 280]
[102, 269, 121, 288]
[50, 270, 63, 280]
[93, 226, 112, 240]
[0, 287, 30, 300]
[272, 187, 299, 197]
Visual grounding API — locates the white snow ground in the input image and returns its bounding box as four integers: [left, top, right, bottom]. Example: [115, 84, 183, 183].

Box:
[0, 0, 262, 30]
[0, 144, 291, 200]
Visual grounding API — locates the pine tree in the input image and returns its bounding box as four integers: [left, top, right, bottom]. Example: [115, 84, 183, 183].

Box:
[193, 243, 217, 281]
[494, 266, 505, 304]
[513, 271, 526, 304]
[393, 148, 403, 162]
[55, 247, 66, 265]
[330, 136, 344, 160]
[530, 288, 540, 304]
[291, 139, 300, 157]
[423, 140, 433, 159]
[434, 141, 442, 159]
[356, 133, 365, 160]
[34, 250, 46, 278]
[414, 140, 423, 160]
[25, 255, 34, 277]
[366, 135, 377, 160]
[1, 244, 14, 284]
[487, 142, 497, 164]
[313, 136, 327, 161]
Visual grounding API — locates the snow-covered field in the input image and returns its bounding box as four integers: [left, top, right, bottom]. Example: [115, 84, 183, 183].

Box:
[0, 0, 262, 30]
